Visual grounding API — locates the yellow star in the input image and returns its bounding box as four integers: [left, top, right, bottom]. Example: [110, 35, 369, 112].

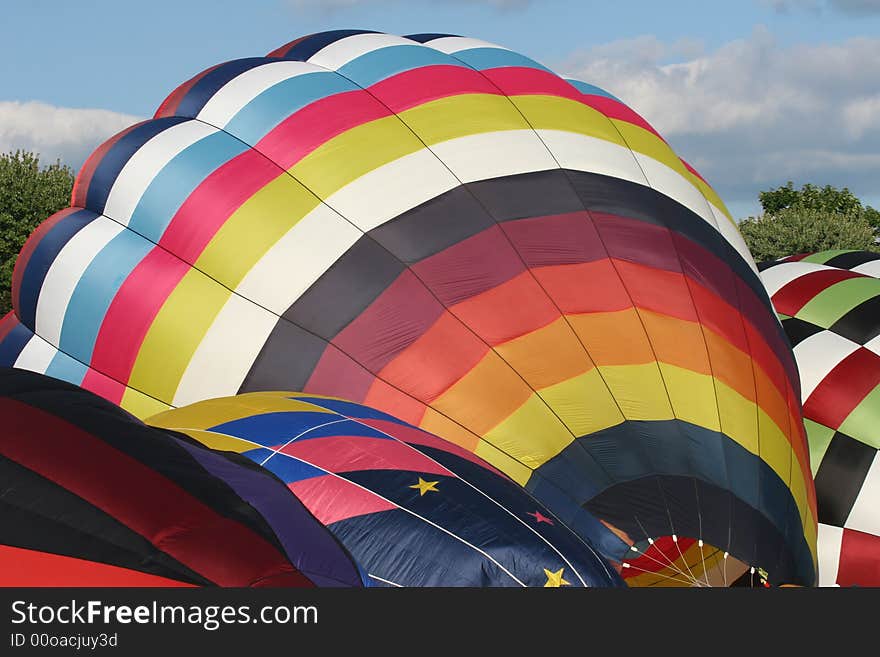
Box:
[409, 477, 440, 496]
[543, 567, 571, 587]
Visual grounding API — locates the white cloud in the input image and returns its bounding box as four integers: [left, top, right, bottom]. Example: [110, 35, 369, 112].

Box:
[558, 27, 880, 216]
[0, 101, 142, 171]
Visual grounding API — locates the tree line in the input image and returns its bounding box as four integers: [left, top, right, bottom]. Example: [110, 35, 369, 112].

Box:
[0, 149, 877, 316]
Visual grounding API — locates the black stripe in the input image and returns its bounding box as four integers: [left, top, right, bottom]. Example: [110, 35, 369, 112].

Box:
[239, 320, 329, 393]
[757, 259, 784, 272]
[829, 294, 880, 345]
[814, 431, 877, 527]
[1, 368, 289, 558]
[282, 237, 405, 338]
[0, 454, 209, 585]
[781, 317, 825, 348]
[824, 251, 880, 270]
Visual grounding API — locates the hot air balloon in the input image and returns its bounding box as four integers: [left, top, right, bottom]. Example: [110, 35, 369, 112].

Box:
[0, 367, 366, 587]
[148, 391, 623, 587]
[760, 250, 880, 586]
[0, 30, 816, 586]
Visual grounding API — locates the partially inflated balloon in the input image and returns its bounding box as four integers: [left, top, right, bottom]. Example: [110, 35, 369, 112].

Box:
[148, 392, 623, 587]
[0, 30, 816, 585]
[760, 250, 880, 586]
[0, 368, 366, 587]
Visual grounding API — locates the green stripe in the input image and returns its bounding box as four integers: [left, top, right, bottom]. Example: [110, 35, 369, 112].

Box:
[799, 250, 855, 264]
[837, 384, 880, 450]
[796, 277, 880, 327]
[804, 418, 836, 474]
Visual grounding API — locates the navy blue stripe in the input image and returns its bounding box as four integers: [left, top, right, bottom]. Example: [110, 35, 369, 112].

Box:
[17, 209, 97, 328]
[0, 323, 33, 366]
[175, 58, 272, 119]
[85, 117, 189, 214]
[824, 250, 880, 270]
[405, 33, 460, 43]
[278, 30, 378, 61]
[529, 418, 815, 585]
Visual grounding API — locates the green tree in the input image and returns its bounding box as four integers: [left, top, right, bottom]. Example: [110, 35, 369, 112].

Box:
[739, 206, 877, 262]
[758, 181, 880, 234]
[0, 150, 74, 316]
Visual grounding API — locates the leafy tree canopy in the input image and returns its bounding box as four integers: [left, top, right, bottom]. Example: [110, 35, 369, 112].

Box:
[0, 150, 74, 316]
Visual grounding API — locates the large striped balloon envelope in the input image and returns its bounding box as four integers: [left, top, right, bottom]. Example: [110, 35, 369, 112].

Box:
[0, 368, 366, 587]
[760, 250, 880, 586]
[1, 30, 816, 586]
[148, 392, 623, 587]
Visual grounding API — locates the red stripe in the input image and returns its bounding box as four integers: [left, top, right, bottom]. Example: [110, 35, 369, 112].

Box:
[280, 435, 452, 477]
[803, 348, 880, 430]
[836, 527, 880, 586]
[80, 367, 127, 406]
[412, 225, 525, 306]
[370, 64, 500, 114]
[361, 418, 507, 478]
[267, 34, 314, 58]
[332, 270, 445, 373]
[0, 545, 195, 587]
[782, 253, 811, 262]
[11, 207, 80, 313]
[89, 248, 189, 383]
[289, 475, 396, 525]
[680, 158, 708, 185]
[71, 123, 144, 208]
[305, 344, 376, 403]
[772, 269, 864, 316]
[154, 63, 225, 119]
[0, 398, 312, 587]
[0, 312, 17, 343]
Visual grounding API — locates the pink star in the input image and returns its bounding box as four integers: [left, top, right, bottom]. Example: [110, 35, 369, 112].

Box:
[528, 511, 554, 525]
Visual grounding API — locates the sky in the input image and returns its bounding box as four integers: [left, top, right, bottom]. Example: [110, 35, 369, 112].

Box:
[2, 0, 879, 218]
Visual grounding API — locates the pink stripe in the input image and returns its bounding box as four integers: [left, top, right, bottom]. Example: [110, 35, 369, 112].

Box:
[280, 435, 452, 477]
[370, 64, 500, 114]
[158, 91, 386, 263]
[681, 158, 708, 184]
[90, 248, 189, 382]
[305, 344, 375, 403]
[289, 475, 396, 525]
[360, 418, 507, 478]
[80, 367, 126, 405]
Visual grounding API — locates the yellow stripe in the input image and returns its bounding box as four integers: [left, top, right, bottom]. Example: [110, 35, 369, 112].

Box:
[658, 364, 720, 432]
[539, 369, 625, 437]
[128, 268, 230, 402]
[148, 393, 333, 429]
[119, 387, 171, 420]
[482, 393, 575, 469]
[171, 428, 258, 453]
[473, 439, 534, 486]
[595, 363, 674, 421]
[401, 93, 528, 144]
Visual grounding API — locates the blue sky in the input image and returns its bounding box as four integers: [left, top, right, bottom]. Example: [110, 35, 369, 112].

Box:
[2, 0, 879, 217]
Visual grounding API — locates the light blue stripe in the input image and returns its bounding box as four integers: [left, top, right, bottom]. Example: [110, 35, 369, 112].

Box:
[450, 47, 553, 73]
[45, 349, 88, 386]
[128, 131, 248, 242]
[564, 78, 623, 103]
[337, 44, 462, 87]
[58, 229, 152, 362]
[224, 71, 354, 144]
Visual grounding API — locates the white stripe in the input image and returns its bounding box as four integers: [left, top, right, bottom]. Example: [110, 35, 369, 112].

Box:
[426, 37, 511, 55]
[845, 452, 880, 535]
[538, 128, 646, 185]
[13, 334, 57, 373]
[715, 214, 759, 272]
[632, 153, 718, 228]
[323, 148, 459, 232]
[759, 261, 828, 297]
[236, 203, 362, 315]
[172, 293, 277, 407]
[817, 523, 843, 586]
[793, 330, 860, 401]
[197, 60, 326, 128]
[103, 120, 218, 225]
[852, 259, 880, 277]
[864, 333, 880, 357]
[308, 33, 415, 70]
[429, 129, 556, 183]
[34, 216, 124, 345]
